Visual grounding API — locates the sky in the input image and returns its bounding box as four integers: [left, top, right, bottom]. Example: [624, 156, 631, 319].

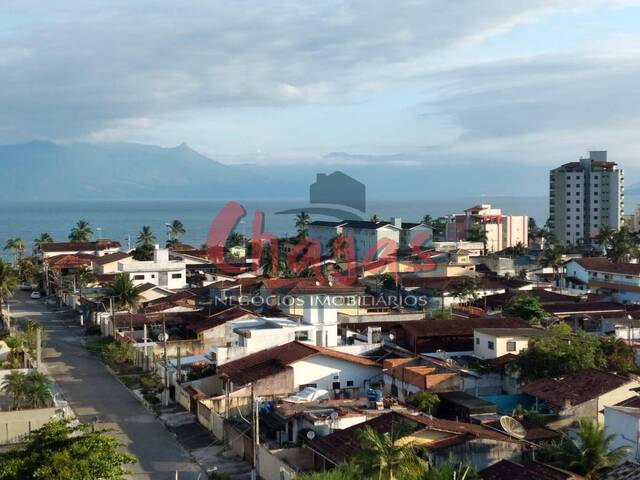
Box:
[2, 1, 640, 169]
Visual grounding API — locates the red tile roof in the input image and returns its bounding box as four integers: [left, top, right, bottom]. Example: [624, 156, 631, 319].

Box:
[479, 460, 582, 480]
[92, 252, 131, 265]
[572, 257, 640, 276]
[217, 341, 378, 386]
[398, 317, 530, 338]
[261, 277, 365, 295]
[186, 306, 258, 334]
[41, 240, 120, 252]
[45, 253, 96, 269]
[522, 369, 633, 410]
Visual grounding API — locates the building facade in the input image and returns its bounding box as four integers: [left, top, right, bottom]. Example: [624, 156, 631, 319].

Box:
[549, 151, 624, 245]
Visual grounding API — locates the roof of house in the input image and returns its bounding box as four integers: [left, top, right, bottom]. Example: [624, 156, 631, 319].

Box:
[45, 253, 96, 268]
[479, 460, 583, 480]
[401, 276, 531, 292]
[615, 395, 640, 408]
[41, 240, 121, 252]
[474, 328, 549, 338]
[571, 257, 640, 276]
[92, 252, 131, 265]
[217, 341, 379, 386]
[543, 302, 626, 315]
[601, 462, 640, 480]
[307, 411, 517, 466]
[481, 290, 579, 308]
[186, 306, 258, 334]
[397, 317, 530, 338]
[261, 277, 364, 295]
[522, 369, 633, 410]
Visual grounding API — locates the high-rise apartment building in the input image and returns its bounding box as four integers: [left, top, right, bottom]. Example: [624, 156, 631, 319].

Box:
[549, 151, 624, 245]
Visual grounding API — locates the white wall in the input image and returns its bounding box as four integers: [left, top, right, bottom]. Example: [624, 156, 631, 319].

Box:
[605, 406, 640, 463]
[473, 332, 530, 360]
[292, 355, 381, 393]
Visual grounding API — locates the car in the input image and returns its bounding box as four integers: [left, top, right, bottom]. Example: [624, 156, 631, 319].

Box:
[30, 291, 41, 299]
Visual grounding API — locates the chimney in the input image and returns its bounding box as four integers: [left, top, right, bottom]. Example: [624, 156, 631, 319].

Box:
[390, 217, 402, 228]
[153, 246, 169, 263]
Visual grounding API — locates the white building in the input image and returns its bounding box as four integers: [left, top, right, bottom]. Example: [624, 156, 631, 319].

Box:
[473, 328, 548, 360]
[308, 217, 432, 262]
[564, 257, 640, 302]
[117, 246, 188, 289]
[605, 398, 640, 463]
[40, 240, 121, 259]
[549, 151, 624, 245]
[444, 204, 528, 253]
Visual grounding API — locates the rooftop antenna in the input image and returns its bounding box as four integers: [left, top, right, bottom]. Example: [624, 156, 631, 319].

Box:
[500, 415, 526, 439]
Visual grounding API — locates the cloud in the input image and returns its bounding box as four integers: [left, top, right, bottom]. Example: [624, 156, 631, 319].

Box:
[1, 0, 635, 143]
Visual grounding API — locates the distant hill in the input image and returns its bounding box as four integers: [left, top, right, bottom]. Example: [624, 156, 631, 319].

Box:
[0, 140, 304, 200]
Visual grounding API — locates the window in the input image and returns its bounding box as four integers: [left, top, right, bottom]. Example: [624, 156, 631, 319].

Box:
[506, 341, 517, 352]
[332, 382, 341, 390]
[171, 273, 182, 279]
[134, 274, 145, 280]
[295, 331, 309, 341]
[476, 337, 480, 345]
[488, 341, 495, 350]
[346, 380, 354, 387]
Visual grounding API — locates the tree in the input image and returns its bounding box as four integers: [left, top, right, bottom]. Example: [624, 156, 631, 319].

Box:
[538, 419, 628, 479]
[422, 214, 433, 227]
[132, 243, 154, 261]
[0, 419, 136, 480]
[370, 214, 381, 223]
[296, 211, 311, 239]
[431, 217, 447, 240]
[599, 336, 635, 373]
[418, 459, 476, 480]
[504, 295, 548, 325]
[0, 370, 52, 410]
[299, 463, 362, 480]
[167, 219, 185, 242]
[354, 421, 426, 480]
[68, 220, 93, 242]
[607, 226, 637, 263]
[227, 232, 245, 248]
[136, 225, 156, 247]
[466, 224, 488, 253]
[74, 266, 95, 302]
[595, 226, 615, 250]
[105, 274, 142, 312]
[4, 238, 25, 264]
[0, 259, 19, 304]
[15, 257, 39, 286]
[449, 277, 480, 306]
[540, 243, 565, 284]
[33, 233, 53, 255]
[409, 391, 440, 415]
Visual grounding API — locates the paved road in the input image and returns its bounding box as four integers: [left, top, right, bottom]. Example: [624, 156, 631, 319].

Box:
[10, 291, 207, 480]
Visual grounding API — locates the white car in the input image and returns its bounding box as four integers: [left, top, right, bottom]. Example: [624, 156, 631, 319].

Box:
[30, 291, 41, 299]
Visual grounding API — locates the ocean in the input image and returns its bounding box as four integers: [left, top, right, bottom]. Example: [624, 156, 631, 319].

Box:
[1, 195, 636, 258]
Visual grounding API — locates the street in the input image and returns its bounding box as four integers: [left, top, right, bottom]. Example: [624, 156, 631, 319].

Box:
[9, 291, 207, 480]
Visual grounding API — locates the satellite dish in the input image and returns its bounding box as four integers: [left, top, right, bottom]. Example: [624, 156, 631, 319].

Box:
[306, 430, 316, 440]
[500, 416, 526, 439]
[158, 332, 168, 342]
[329, 411, 339, 420]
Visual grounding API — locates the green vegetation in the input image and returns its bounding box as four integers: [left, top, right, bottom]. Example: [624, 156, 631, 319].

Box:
[449, 277, 480, 306]
[0, 370, 52, 410]
[68, 219, 93, 242]
[539, 243, 565, 283]
[504, 295, 548, 325]
[538, 419, 628, 479]
[0, 259, 19, 305]
[0, 419, 136, 480]
[408, 391, 440, 416]
[418, 459, 477, 480]
[139, 374, 163, 406]
[167, 219, 185, 244]
[32, 232, 53, 255]
[104, 273, 143, 312]
[296, 211, 310, 239]
[466, 224, 488, 253]
[606, 226, 638, 263]
[136, 225, 156, 248]
[514, 330, 635, 382]
[3, 238, 25, 264]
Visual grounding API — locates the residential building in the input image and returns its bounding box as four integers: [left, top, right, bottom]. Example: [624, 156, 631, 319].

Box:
[479, 460, 584, 480]
[382, 356, 461, 402]
[564, 257, 640, 302]
[622, 206, 640, 232]
[91, 252, 132, 275]
[117, 246, 188, 289]
[308, 217, 432, 262]
[601, 462, 640, 480]
[522, 368, 640, 427]
[549, 151, 624, 245]
[473, 328, 548, 360]
[604, 396, 640, 464]
[444, 204, 528, 253]
[433, 241, 485, 256]
[39, 239, 121, 259]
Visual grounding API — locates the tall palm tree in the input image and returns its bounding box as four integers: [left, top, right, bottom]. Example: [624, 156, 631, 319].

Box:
[23, 370, 52, 409]
[607, 227, 637, 263]
[74, 266, 95, 301]
[466, 224, 488, 253]
[295, 211, 311, 239]
[4, 238, 25, 264]
[538, 418, 628, 479]
[1, 370, 27, 410]
[69, 220, 93, 242]
[355, 422, 426, 480]
[419, 459, 475, 480]
[422, 214, 433, 226]
[540, 243, 565, 285]
[370, 214, 381, 223]
[136, 226, 156, 247]
[33, 232, 53, 255]
[595, 226, 615, 250]
[105, 273, 143, 312]
[167, 220, 185, 241]
[0, 259, 18, 325]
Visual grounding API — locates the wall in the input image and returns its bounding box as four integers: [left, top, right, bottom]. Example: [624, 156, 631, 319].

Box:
[473, 332, 530, 360]
[604, 407, 640, 463]
[0, 407, 66, 445]
[597, 381, 640, 424]
[257, 445, 300, 480]
[291, 355, 381, 395]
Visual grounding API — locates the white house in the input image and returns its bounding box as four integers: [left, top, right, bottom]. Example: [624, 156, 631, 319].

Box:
[40, 240, 121, 259]
[473, 328, 548, 360]
[564, 257, 640, 301]
[117, 246, 188, 289]
[604, 398, 640, 464]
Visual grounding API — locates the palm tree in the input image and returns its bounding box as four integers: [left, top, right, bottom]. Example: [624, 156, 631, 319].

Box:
[105, 273, 143, 312]
[74, 266, 95, 301]
[0, 259, 18, 329]
[23, 371, 52, 409]
[299, 463, 362, 479]
[449, 277, 480, 306]
[419, 459, 476, 480]
[1, 370, 27, 410]
[370, 214, 381, 223]
[69, 220, 93, 242]
[540, 243, 565, 286]
[4, 238, 25, 264]
[595, 226, 615, 250]
[167, 220, 185, 242]
[422, 214, 433, 226]
[355, 422, 426, 480]
[538, 418, 629, 479]
[466, 224, 488, 253]
[295, 211, 311, 239]
[227, 232, 245, 248]
[136, 226, 156, 247]
[607, 227, 637, 263]
[33, 232, 53, 255]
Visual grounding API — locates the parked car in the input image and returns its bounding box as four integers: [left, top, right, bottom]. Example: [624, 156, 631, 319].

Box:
[30, 291, 41, 299]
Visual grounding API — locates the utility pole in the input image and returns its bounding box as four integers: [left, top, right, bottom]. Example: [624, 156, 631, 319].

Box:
[36, 327, 42, 372]
[176, 347, 181, 385]
[251, 383, 259, 480]
[162, 316, 169, 406]
[109, 297, 115, 337]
